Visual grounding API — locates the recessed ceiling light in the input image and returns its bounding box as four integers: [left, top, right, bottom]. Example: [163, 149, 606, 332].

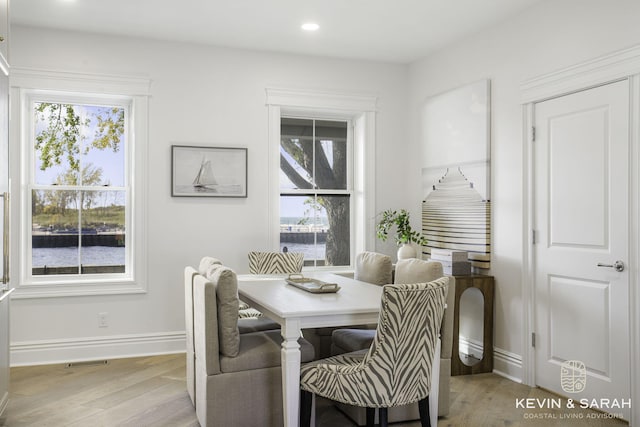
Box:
[301, 22, 320, 32]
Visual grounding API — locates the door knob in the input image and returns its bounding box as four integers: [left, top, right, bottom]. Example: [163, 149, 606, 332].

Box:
[597, 260, 625, 272]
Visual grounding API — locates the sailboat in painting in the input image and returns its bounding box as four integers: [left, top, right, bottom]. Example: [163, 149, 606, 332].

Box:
[193, 158, 218, 191]
[173, 146, 246, 197]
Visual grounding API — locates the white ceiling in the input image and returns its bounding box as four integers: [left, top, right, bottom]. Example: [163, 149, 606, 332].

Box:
[12, 0, 546, 64]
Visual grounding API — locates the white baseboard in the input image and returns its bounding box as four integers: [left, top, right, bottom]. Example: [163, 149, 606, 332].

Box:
[493, 346, 523, 382]
[10, 331, 186, 366]
[458, 335, 523, 383]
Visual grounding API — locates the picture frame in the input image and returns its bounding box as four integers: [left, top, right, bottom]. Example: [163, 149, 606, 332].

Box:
[421, 79, 491, 270]
[171, 145, 247, 197]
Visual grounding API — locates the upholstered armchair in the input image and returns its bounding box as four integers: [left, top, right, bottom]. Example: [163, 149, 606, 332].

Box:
[191, 265, 315, 426]
[330, 258, 456, 422]
[300, 278, 449, 427]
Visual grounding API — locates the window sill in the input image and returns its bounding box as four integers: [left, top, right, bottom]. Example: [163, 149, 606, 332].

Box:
[11, 278, 147, 299]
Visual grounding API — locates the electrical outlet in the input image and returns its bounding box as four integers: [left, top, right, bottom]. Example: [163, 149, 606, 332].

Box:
[98, 312, 108, 328]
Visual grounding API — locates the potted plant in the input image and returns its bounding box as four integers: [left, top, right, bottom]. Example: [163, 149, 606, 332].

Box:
[376, 209, 427, 259]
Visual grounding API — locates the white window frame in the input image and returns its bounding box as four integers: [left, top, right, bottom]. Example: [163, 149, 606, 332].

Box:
[11, 68, 149, 298]
[266, 88, 377, 270]
[280, 116, 353, 267]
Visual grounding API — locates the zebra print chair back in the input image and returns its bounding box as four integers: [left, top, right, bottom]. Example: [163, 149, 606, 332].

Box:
[300, 277, 449, 427]
[248, 251, 304, 274]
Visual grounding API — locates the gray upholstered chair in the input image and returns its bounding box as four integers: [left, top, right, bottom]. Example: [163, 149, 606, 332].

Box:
[305, 251, 393, 359]
[198, 256, 277, 324]
[184, 256, 223, 406]
[300, 278, 449, 427]
[184, 258, 280, 407]
[193, 265, 315, 426]
[354, 251, 393, 285]
[248, 251, 304, 274]
[185, 266, 199, 406]
[195, 257, 276, 324]
[330, 258, 456, 421]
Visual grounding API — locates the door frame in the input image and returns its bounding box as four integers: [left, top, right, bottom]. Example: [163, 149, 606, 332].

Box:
[521, 44, 640, 426]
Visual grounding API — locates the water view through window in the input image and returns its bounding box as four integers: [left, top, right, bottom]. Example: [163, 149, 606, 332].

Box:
[30, 101, 128, 275]
[280, 118, 350, 267]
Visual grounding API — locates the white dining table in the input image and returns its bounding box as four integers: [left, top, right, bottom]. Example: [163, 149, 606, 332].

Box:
[237, 272, 440, 427]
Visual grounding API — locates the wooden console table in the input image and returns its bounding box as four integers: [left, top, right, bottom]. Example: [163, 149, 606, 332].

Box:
[451, 275, 494, 376]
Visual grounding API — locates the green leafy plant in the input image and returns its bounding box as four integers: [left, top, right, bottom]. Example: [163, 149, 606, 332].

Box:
[376, 209, 427, 246]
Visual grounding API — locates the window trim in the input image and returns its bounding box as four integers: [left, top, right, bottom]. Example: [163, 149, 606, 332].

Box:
[11, 68, 149, 298]
[266, 88, 377, 270]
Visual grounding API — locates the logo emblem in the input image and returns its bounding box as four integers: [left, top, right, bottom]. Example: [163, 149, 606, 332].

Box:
[561, 360, 586, 393]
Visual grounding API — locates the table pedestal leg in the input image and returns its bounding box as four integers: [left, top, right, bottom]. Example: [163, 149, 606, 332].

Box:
[281, 321, 301, 427]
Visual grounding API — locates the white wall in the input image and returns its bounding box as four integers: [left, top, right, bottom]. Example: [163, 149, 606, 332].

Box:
[408, 0, 640, 380]
[8, 26, 410, 364]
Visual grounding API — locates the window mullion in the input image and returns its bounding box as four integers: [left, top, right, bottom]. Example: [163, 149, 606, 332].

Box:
[313, 194, 318, 267]
[312, 119, 316, 190]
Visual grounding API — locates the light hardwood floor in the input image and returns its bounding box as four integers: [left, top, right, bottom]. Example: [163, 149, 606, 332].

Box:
[0, 353, 629, 427]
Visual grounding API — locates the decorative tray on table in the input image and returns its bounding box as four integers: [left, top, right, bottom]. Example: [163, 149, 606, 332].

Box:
[285, 274, 341, 294]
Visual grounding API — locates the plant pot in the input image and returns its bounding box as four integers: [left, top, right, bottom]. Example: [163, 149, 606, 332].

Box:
[397, 243, 417, 260]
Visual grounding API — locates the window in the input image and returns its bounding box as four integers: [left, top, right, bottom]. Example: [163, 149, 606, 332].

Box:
[14, 68, 149, 297]
[280, 118, 351, 267]
[266, 88, 377, 270]
[29, 98, 128, 276]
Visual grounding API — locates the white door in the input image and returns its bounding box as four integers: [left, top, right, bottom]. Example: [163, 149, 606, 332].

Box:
[533, 79, 631, 420]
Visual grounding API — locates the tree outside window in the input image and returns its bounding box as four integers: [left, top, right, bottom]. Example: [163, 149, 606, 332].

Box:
[30, 101, 128, 276]
[279, 118, 350, 267]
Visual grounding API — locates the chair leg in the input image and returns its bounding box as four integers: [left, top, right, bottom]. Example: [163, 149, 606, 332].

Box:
[378, 407, 388, 427]
[300, 390, 313, 427]
[418, 395, 431, 427]
[365, 407, 375, 427]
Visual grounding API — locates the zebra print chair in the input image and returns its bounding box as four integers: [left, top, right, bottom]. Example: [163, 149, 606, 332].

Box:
[330, 258, 456, 421]
[245, 251, 303, 323]
[299, 278, 449, 427]
[248, 251, 304, 274]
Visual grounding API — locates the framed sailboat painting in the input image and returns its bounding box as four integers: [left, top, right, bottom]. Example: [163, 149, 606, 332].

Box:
[171, 145, 248, 197]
